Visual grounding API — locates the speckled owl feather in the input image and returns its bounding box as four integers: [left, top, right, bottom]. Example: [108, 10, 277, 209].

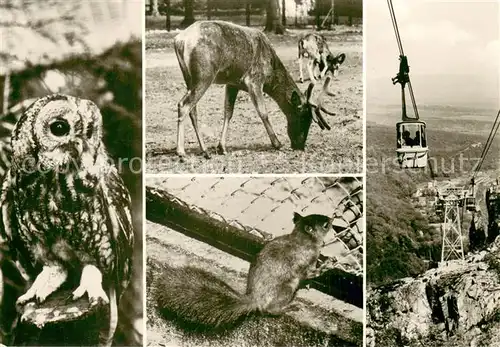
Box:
[0, 94, 134, 346]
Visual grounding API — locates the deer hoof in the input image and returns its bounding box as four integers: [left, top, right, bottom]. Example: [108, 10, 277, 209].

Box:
[272, 141, 283, 150]
[216, 144, 227, 155]
[202, 151, 211, 159]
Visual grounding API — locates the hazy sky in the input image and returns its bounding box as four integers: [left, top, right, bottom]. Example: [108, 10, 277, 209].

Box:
[366, 0, 500, 108]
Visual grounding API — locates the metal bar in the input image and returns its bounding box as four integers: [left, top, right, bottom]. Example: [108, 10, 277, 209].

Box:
[2, 72, 10, 114]
[321, 7, 333, 28]
[146, 186, 363, 308]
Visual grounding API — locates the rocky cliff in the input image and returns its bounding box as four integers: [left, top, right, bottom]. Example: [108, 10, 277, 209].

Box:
[367, 239, 500, 347]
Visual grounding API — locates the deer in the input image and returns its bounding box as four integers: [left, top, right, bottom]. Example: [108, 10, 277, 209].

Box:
[298, 33, 346, 84]
[173, 20, 335, 159]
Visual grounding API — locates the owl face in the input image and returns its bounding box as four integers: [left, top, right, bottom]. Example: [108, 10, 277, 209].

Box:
[11, 94, 104, 174]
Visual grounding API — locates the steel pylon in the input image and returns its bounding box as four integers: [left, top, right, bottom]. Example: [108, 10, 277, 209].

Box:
[440, 195, 465, 263]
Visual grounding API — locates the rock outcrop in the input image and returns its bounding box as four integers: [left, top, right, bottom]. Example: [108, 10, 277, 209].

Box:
[367, 240, 500, 347]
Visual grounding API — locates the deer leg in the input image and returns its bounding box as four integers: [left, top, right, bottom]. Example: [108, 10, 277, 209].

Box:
[177, 92, 190, 157]
[298, 57, 305, 83]
[217, 85, 239, 155]
[177, 81, 211, 158]
[188, 106, 211, 159]
[247, 85, 282, 150]
[319, 56, 328, 79]
[307, 60, 317, 83]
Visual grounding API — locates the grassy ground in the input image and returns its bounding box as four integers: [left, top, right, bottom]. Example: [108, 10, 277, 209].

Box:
[145, 26, 362, 174]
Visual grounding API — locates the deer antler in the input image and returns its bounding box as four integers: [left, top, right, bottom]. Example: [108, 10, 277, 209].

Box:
[307, 76, 336, 130]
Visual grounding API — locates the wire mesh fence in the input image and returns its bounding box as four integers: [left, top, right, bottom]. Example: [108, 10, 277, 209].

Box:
[147, 176, 363, 277]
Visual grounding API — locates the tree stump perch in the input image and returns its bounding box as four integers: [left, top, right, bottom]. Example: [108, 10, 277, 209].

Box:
[11, 290, 108, 346]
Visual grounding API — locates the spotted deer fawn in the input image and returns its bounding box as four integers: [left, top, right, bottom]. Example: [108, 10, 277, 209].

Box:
[298, 33, 346, 83]
[174, 20, 335, 159]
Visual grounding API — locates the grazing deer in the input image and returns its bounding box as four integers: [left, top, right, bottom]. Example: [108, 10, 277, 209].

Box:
[173, 20, 335, 159]
[298, 33, 346, 83]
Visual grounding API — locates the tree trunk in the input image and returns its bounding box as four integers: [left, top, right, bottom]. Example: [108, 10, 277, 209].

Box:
[264, 0, 285, 34]
[281, 0, 286, 26]
[294, 2, 298, 27]
[151, 0, 160, 16]
[180, 0, 195, 29]
[246, 0, 251, 26]
[166, 0, 171, 31]
[315, 0, 321, 30]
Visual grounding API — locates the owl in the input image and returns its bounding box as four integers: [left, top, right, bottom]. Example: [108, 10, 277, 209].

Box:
[0, 94, 134, 346]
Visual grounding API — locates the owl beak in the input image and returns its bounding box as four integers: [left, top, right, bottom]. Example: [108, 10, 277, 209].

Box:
[69, 138, 86, 157]
[74, 139, 84, 156]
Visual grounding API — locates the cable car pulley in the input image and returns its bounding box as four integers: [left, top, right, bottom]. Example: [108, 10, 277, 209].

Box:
[387, 0, 429, 169]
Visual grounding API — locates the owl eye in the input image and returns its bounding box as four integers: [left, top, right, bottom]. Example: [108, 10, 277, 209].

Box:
[49, 119, 70, 137]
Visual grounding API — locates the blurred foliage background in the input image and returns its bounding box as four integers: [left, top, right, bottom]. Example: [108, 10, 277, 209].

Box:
[145, 0, 363, 31]
[0, 0, 143, 345]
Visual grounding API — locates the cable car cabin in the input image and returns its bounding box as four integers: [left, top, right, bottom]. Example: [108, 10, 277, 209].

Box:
[465, 196, 476, 212]
[396, 121, 428, 168]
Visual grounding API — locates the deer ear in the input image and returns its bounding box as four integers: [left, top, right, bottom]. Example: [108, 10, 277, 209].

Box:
[291, 90, 302, 107]
[293, 212, 303, 224]
[305, 83, 315, 102]
[336, 53, 346, 64]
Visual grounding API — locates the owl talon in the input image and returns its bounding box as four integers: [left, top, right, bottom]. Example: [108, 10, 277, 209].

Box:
[16, 293, 33, 306]
[16, 265, 67, 306]
[72, 265, 109, 306]
[88, 295, 107, 309]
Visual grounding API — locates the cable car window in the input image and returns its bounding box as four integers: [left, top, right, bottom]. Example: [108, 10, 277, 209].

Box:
[399, 124, 421, 147]
[421, 125, 427, 147]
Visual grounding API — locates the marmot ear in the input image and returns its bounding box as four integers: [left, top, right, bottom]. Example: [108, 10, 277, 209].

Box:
[293, 212, 303, 224]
